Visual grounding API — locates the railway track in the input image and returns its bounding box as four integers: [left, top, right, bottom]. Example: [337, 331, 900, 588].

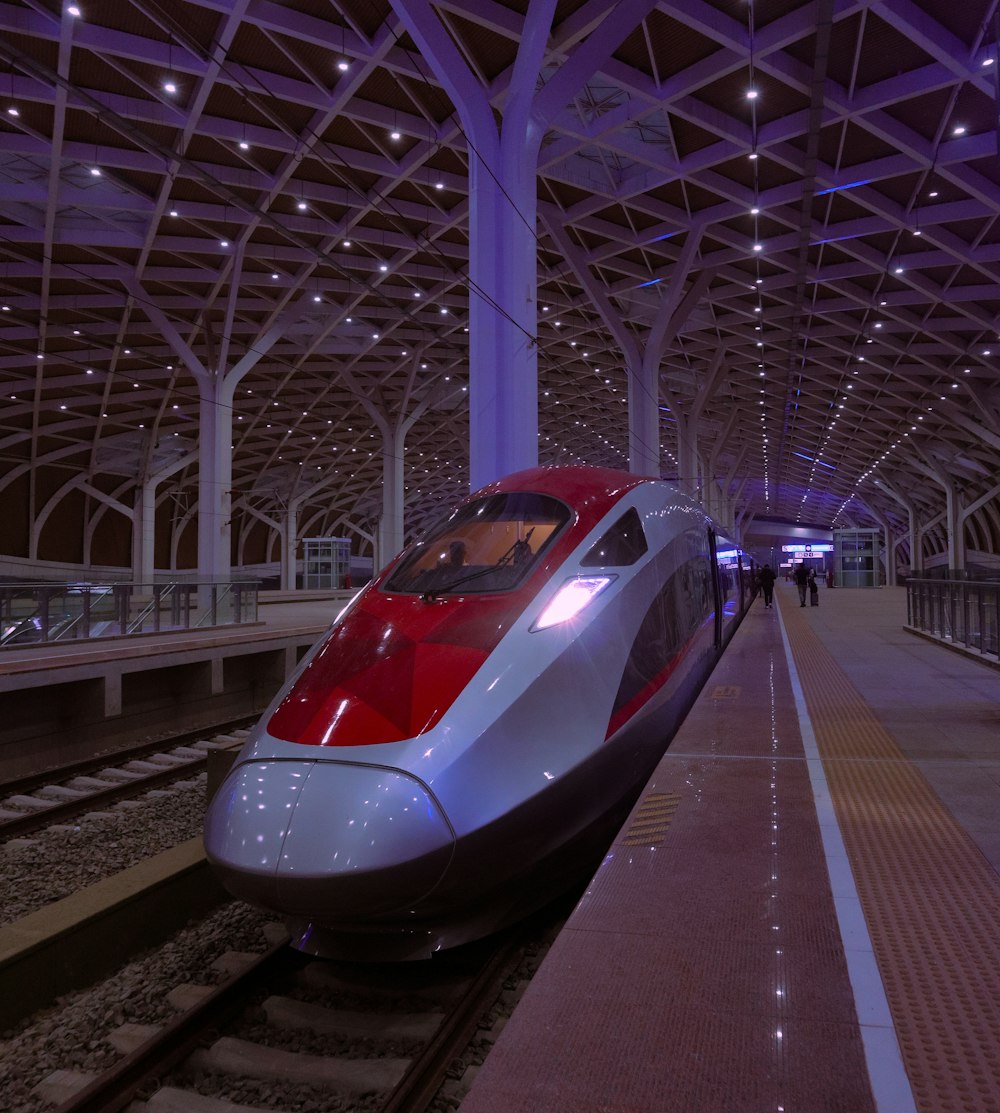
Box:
[2, 714, 575, 1112]
[36, 910, 562, 1113]
[0, 720, 255, 840]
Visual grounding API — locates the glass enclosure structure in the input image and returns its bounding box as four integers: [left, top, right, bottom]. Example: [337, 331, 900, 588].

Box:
[303, 537, 352, 590]
[833, 528, 881, 588]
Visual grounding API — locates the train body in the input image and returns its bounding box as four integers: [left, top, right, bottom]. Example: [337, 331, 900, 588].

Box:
[204, 466, 751, 959]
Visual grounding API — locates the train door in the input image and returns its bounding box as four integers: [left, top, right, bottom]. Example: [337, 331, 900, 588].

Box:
[708, 528, 723, 649]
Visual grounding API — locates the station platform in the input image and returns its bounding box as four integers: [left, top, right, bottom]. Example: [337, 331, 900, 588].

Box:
[460, 582, 1000, 1113]
[0, 592, 346, 777]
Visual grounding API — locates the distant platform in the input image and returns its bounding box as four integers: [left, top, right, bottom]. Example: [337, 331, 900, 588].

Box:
[0, 594, 347, 776]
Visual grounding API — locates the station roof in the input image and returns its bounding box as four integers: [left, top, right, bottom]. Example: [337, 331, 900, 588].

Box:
[2, 0, 999, 561]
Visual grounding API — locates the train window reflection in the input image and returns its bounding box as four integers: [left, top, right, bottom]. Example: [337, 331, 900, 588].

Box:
[580, 507, 647, 567]
[384, 492, 570, 595]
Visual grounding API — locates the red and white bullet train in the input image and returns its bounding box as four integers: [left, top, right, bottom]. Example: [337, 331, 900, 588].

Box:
[204, 466, 752, 959]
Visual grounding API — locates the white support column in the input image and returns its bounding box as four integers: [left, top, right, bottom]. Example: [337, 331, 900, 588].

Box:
[908, 505, 924, 573]
[958, 482, 1000, 572]
[876, 479, 923, 575]
[197, 375, 235, 584]
[394, 0, 659, 488]
[907, 453, 966, 575]
[466, 131, 541, 488]
[281, 504, 298, 591]
[943, 482, 965, 574]
[130, 450, 196, 584]
[871, 511, 896, 586]
[703, 409, 739, 521]
[379, 423, 405, 567]
[339, 349, 446, 572]
[674, 411, 699, 500]
[628, 358, 660, 477]
[542, 211, 708, 482]
[132, 479, 156, 585]
[134, 282, 309, 586]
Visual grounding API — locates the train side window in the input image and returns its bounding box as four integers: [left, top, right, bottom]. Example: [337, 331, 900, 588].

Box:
[580, 507, 648, 567]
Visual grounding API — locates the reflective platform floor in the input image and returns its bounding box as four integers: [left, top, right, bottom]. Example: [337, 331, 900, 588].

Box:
[459, 583, 1000, 1113]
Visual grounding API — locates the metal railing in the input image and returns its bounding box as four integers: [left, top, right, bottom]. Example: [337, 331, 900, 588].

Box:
[906, 577, 1000, 660]
[0, 581, 259, 648]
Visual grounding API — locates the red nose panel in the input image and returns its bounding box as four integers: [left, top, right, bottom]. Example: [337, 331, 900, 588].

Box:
[267, 593, 522, 746]
[268, 466, 647, 747]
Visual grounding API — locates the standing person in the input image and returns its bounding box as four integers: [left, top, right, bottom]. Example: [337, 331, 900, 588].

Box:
[808, 568, 819, 606]
[794, 562, 809, 607]
[759, 564, 776, 609]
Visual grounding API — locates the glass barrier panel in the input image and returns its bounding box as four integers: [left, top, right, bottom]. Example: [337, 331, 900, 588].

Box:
[0, 581, 259, 648]
[907, 579, 1000, 660]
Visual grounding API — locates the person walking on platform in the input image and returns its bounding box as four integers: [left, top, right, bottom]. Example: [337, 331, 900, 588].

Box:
[794, 562, 809, 607]
[759, 564, 776, 608]
[808, 568, 819, 607]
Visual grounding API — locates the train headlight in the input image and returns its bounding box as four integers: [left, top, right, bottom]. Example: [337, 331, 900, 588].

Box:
[532, 575, 615, 631]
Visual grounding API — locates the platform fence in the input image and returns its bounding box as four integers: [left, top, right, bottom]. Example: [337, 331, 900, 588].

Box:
[906, 577, 1000, 660]
[0, 580, 259, 648]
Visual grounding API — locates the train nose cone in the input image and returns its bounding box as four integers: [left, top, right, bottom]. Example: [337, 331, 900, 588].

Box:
[205, 760, 455, 918]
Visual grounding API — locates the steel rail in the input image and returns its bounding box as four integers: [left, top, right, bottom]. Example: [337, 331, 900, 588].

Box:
[47, 942, 296, 1113]
[379, 930, 528, 1113]
[0, 715, 257, 799]
[0, 759, 214, 839]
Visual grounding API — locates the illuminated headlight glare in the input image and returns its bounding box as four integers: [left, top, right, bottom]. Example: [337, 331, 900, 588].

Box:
[532, 575, 614, 631]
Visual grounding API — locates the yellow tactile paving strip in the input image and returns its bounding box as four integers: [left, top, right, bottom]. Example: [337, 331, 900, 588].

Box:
[781, 601, 1000, 1113]
[620, 791, 681, 846]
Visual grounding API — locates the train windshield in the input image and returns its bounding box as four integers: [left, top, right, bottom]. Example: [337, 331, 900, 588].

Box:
[385, 492, 571, 596]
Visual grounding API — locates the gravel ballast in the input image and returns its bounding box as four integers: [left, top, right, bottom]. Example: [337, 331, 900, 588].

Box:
[0, 777, 209, 925]
[0, 901, 273, 1113]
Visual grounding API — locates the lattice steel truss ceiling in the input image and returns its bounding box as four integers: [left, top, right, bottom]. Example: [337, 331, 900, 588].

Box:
[2, 0, 1000, 562]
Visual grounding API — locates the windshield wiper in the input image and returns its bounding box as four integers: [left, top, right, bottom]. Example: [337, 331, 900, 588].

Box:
[421, 529, 534, 603]
[421, 562, 505, 602]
